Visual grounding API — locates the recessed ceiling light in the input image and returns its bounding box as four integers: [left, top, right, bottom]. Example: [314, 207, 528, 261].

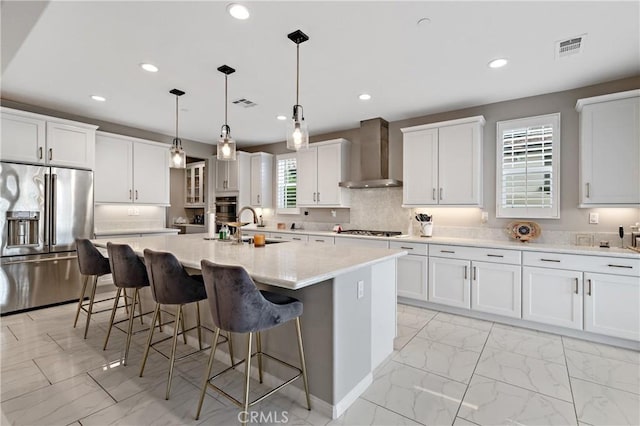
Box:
[359, 93, 372, 101]
[276, 115, 287, 121]
[227, 3, 250, 20]
[140, 63, 159, 73]
[90, 95, 106, 102]
[488, 58, 508, 68]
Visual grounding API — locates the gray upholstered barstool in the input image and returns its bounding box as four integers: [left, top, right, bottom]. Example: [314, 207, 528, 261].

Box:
[74, 238, 127, 339]
[140, 249, 233, 400]
[103, 242, 152, 365]
[195, 260, 311, 421]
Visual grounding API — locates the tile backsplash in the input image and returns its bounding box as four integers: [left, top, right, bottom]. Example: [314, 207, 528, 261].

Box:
[94, 205, 166, 232]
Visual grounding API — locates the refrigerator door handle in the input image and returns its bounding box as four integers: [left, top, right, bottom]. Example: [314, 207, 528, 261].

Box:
[51, 174, 57, 246]
[44, 173, 50, 245]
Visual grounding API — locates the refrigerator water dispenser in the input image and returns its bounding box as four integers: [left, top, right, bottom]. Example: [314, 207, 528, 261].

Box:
[7, 211, 40, 247]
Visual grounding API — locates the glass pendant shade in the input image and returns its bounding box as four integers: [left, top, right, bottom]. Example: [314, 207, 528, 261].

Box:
[217, 134, 236, 161]
[286, 109, 309, 150]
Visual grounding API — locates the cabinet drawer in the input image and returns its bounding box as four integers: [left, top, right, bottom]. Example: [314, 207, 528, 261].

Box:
[389, 241, 428, 256]
[523, 251, 640, 276]
[429, 244, 520, 264]
[269, 232, 309, 242]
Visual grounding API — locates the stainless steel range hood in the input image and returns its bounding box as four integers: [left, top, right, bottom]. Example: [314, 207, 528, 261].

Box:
[339, 117, 402, 188]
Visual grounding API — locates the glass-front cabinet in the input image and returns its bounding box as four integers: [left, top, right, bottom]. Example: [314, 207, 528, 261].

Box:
[185, 161, 206, 207]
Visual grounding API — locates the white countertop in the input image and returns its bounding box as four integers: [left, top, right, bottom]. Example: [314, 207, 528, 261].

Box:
[243, 227, 640, 259]
[94, 228, 180, 237]
[92, 234, 406, 290]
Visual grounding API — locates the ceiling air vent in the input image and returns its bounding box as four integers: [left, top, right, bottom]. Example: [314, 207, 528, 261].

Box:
[232, 98, 257, 108]
[555, 34, 586, 59]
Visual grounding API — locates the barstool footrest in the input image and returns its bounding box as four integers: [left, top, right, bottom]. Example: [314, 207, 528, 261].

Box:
[149, 324, 226, 361]
[205, 351, 303, 408]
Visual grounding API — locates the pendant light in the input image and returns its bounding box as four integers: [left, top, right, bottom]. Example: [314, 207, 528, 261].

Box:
[169, 88, 186, 169]
[286, 29, 310, 151]
[217, 65, 237, 161]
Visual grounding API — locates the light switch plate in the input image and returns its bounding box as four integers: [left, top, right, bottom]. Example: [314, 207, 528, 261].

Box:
[589, 212, 599, 224]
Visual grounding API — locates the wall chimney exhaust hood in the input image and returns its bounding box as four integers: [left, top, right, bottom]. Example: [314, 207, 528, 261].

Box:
[339, 117, 402, 189]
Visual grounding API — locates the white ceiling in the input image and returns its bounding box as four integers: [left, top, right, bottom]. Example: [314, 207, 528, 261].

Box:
[2, 1, 639, 147]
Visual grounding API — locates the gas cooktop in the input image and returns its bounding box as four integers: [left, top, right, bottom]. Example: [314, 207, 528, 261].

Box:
[338, 229, 402, 237]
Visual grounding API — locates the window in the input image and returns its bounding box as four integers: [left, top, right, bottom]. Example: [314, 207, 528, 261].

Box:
[496, 113, 561, 219]
[276, 153, 299, 214]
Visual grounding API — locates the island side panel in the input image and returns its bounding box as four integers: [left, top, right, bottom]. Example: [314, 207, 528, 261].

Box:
[371, 258, 397, 369]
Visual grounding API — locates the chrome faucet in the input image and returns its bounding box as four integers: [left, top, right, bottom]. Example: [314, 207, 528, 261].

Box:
[234, 206, 258, 244]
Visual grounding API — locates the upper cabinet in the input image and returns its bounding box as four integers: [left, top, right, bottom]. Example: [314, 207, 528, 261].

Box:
[576, 90, 640, 206]
[296, 138, 350, 207]
[215, 152, 250, 194]
[250, 152, 273, 208]
[1, 107, 97, 170]
[95, 132, 170, 205]
[402, 116, 484, 207]
[185, 161, 206, 207]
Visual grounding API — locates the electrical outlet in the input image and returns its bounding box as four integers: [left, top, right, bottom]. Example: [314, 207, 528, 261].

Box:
[589, 212, 599, 224]
[331, 209, 337, 218]
[481, 211, 489, 224]
[357, 280, 364, 299]
[133, 208, 140, 216]
[127, 208, 134, 216]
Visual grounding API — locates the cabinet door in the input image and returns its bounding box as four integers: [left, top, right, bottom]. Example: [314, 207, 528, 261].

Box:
[580, 97, 640, 205]
[250, 155, 263, 205]
[1, 113, 46, 164]
[133, 142, 169, 204]
[397, 254, 428, 301]
[94, 135, 133, 203]
[438, 122, 481, 205]
[522, 266, 582, 330]
[215, 160, 228, 192]
[226, 159, 239, 191]
[46, 122, 95, 170]
[584, 273, 640, 341]
[472, 261, 521, 318]
[316, 143, 341, 205]
[296, 148, 318, 206]
[428, 257, 470, 309]
[403, 129, 438, 205]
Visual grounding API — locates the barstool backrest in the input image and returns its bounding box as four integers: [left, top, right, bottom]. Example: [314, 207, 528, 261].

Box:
[107, 243, 149, 289]
[201, 260, 289, 333]
[76, 238, 111, 276]
[143, 248, 205, 305]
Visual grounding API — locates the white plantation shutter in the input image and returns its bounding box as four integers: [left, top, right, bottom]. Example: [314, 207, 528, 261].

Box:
[276, 153, 299, 214]
[497, 113, 560, 219]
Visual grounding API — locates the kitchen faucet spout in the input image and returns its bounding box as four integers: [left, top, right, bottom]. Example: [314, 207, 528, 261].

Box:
[235, 206, 258, 244]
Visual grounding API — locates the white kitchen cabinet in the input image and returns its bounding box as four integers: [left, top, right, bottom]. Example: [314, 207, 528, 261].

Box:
[522, 266, 583, 330]
[95, 132, 169, 205]
[215, 152, 249, 193]
[584, 272, 640, 341]
[1, 107, 97, 169]
[296, 139, 350, 207]
[471, 261, 521, 318]
[577, 90, 640, 206]
[334, 236, 389, 249]
[391, 241, 428, 301]
[250, 153, 273, 207]
[185, 161, 206, 207]
[402, 116, 484, 207]
[428, 256, 471, 309]
[269, 232, 308, 242]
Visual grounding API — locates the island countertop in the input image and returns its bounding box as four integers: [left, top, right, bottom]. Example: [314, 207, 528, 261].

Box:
[92, 233, 406, 290]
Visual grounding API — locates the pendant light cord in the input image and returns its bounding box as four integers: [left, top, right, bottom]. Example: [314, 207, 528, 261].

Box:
[296, 43, 300, 106]
[174, 95, 181, 148]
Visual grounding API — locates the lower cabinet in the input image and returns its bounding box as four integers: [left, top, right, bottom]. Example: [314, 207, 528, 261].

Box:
[522, 266, 583, 330]
[472, 261, 521, 318]
[428, 257, 471, 309]
[584, 272, 640, 341]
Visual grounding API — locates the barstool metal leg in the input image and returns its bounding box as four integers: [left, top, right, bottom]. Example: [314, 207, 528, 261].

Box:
[180, 306, 187, 345]
[73, 275, 89, 328]
[195, 327, 221, 421]
[166, 304, 183, 400]
[228, 331, 234, 367]
[242, 332, 253, 417]
[124, 288, 138, 366]
[83, 276, 98, 339]
[196, 301, 202, 350]
[103, 288, 123, 350]
[140, 303, 160, 377]
[158, 308, 163, 332]
[123, 288, 129, 315]
[138, 290, 144, 324]
[295, 317, 311, 410]
[256, 331, 264, 384]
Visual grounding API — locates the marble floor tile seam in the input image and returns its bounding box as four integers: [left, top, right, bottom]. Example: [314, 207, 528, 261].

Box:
[561, 336, 640, 365]
[358, 394, 431, 426]
[567, 374, 640, 398]
[417, 321, 494, 354]
[560, 340, 581, 425]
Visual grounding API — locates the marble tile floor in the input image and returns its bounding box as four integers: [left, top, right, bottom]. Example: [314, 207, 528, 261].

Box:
[1, 299, 639, 426]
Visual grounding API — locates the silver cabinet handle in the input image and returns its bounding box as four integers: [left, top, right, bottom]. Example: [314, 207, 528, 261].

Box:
[487, 254, 504, 258]
[432, 188, 436, 200]
[473, 266, 477, 281]
[540, 258, 560, 263]
[400, 246, 414, 250]
[39, 147, 43, 160]
[273, 235, 283, 239]
[129, 189, 132, 200]
[48, 148, 53, 161]
[315, 239, 325, 243]
[586, 183, 590, 198]
[439, 188, 443, 200]
[317, 192, 320, 202]
[574, 277, 579, 294]
[313, 192, 316, 202]
[135, 190, 138, 200]
[464, 265, 468, 280]
[587, 278, 592, 296]
[292, 237, 302, 241]
[608, 264, 633, 269]
[441, 250, 455, 253]
[257, 194, 260, 204]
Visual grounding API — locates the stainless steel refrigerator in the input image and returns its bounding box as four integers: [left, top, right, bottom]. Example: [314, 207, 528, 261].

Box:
[0, 161, 94, 314]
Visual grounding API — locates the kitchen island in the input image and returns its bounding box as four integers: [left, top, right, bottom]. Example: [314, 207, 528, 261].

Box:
[93, 233, 406, 419]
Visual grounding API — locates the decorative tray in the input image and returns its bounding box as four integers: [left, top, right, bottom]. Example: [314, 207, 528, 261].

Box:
[507, 221, 541, 242]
